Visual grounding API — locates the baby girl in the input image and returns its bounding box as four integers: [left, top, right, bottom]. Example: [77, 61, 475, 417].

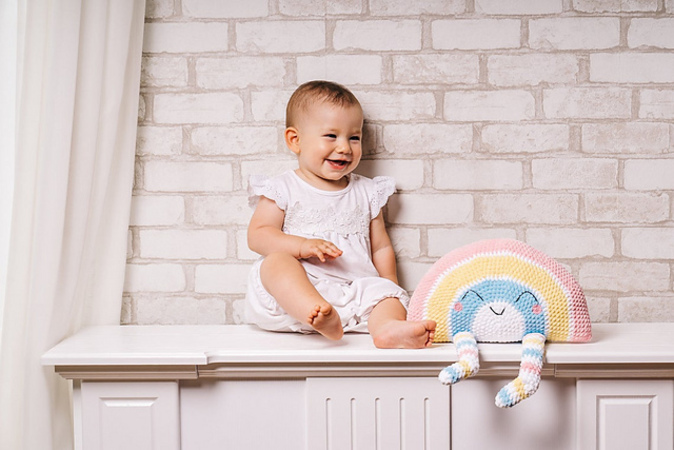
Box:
[245, 80, 436, 349]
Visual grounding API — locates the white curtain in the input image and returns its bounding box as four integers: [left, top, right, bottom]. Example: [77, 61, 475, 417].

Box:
[0, 1, 145, 449]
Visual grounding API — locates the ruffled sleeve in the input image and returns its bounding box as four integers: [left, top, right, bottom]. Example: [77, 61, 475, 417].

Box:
[248, 174, 288, 210]
[369, 176, 397, 219]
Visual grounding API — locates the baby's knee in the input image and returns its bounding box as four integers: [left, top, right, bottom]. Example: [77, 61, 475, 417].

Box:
[260, 252, 302, 277]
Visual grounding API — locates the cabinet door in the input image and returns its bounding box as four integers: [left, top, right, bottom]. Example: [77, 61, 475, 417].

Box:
[80, 381, 180, 450]
[306, 377, 450, 450]
[577, 379, 674, 450]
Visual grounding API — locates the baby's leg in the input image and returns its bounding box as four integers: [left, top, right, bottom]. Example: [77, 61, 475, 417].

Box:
[260, 253, 343, 340]
[368, 297, 436, 349]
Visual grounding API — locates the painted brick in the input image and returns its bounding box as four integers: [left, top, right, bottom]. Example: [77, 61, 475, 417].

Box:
[529, 18, 620, 50]
[525, 228, 614, 258]
[573, 0, 657, 12]
[297, 55, 383, 85]
[480, 194, 578, 224]
[356, 91, 436, 121]
[153, 93, 244, 124]
[196, 57, 286, 89]
[387, 193, 473, 224]
[397, 260, 434, 293]
[135, 296, 228, 325]
[582, 123, 670, 154]
[622, 228, 674, 259]
[236, 21, 325, 54]
[136, 126, 182, 156]
[579, 262, 670, 292]
[619, 297, 674, 322]
[333, 20, 422, 51]
[488, 54, 578, 86]
[392, 54, 479, 85]
[192, 195, 251, 226]
[191, 126, 278, 156]
[236, 230, 260, 260]
[139, 230, 228, 259]
[624, 159, 674, 190]
[445, 90, 535, 122]
[129, 196, 184, 226]
[124, 264, 185, 292]
[279, 0, 362, 15]
[144, 161, 234, 193]
[388, 227, 422, 258]
[427, 228, 517, 257]
[251, 90, 293, 122]
[370, 0, 465, 15]
[482, 124, 569, 154]
[433, 159, 523, 190]
[241, 160, 299, 189]
[629, 19, 674, 49]
[143, 23, 229, 53]
[639, 89, 674, 119]
[586, 297, 611, 323]
[532, 158, 618, 190]
[383, 124, 473, 155]
[475, 0, 562, 14]
[194, 264, 252, 294]
[141, 56, 188, 87]
[145, 0, 174, 18]
[585, 193, 669, 223]
[356, 159, 424, 191]
[432, 19, 521, 50]
[543, 88, 631, 119]
[182, 0, 268, 18]
[590, 53, 674, 83]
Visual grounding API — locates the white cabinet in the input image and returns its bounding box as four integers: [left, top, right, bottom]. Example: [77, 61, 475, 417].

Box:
[79, 381, 180, 450]
[577, 379, 674, 450]
[42, 324, 674, 450]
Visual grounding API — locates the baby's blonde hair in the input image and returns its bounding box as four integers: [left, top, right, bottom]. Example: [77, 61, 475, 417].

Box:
[285, 80, 361, 128]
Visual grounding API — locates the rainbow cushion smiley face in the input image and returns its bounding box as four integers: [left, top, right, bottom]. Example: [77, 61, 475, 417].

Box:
[408, 239, 592, 408]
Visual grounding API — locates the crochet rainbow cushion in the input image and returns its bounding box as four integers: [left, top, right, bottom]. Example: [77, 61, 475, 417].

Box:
[408, 239, 592, 407]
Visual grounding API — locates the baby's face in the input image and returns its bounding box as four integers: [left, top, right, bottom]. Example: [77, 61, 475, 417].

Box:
[290, 102, 363, 190]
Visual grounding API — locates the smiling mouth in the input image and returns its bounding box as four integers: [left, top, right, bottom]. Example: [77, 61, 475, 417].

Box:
[327, 159, 349, 168]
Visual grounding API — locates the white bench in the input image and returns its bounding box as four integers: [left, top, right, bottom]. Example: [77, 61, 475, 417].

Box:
[42, 323, 674, 450]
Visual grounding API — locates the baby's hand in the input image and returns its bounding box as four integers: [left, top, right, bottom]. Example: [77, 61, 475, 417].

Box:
[300, 239, 342, 262]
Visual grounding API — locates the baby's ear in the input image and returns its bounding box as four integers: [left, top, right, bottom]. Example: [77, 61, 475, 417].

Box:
[284, 127, 301, 155]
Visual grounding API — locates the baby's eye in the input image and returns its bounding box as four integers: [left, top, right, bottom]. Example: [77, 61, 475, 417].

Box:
[350, 136, 361, 142]
[324, 134, 337, 139]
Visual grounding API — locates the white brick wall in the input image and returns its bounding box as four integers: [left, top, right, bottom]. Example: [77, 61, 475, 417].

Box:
[127, 0, 674, 325]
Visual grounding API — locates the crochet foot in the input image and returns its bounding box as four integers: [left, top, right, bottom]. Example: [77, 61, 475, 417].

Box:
[495, 333, 546, 408]
[439, 332, 479, 385]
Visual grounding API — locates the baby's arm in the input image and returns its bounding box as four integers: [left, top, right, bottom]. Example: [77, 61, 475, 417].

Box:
[369, 211, 399, 284]
[248, 197, 342, 262]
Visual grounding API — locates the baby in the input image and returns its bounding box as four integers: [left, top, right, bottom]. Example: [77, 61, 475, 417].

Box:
[245, 80, 436, 349]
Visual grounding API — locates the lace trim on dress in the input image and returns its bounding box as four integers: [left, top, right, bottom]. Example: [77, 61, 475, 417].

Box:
[284, 202, 370, 237]
[370, 176, 396, 219]
[248, 174, 287, 210]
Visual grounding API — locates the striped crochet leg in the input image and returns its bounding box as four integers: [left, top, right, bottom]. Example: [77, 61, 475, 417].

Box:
[439, 332, 479, 385]
[495, 333, 546, 408]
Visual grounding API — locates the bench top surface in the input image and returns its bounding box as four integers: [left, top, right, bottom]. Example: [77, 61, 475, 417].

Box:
[42, 323, 674, 367]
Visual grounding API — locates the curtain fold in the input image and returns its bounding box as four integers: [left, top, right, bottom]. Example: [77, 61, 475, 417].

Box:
[0, 1, 145, 449]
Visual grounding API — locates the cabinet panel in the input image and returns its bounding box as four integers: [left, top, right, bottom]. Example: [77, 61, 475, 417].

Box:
[81, 381, 180, 450]
[306, 377, 450, 450]
[451, 377, 576, 450]
[577, 379, 674, 450]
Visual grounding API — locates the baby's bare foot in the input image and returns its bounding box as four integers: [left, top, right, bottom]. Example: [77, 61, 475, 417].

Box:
[372, 320, 436, 349]
[308, 304, 343, 340]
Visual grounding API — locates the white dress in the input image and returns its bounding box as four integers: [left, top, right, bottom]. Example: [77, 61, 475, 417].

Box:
[245, 170, 410, 333]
